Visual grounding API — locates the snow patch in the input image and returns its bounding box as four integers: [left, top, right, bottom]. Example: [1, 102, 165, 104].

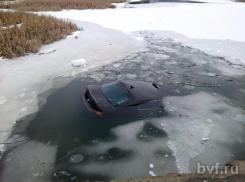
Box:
[39, 48, 56, 55]
[66, 31, 81, 39]
[133, 36, 144, 41]
[149, 171, 156, 177]
[0, 96, 7, 105]
[20, 93, 25, 98]
[0, 57, 8, 62]
[20, 107, 27, 112]
[206, 119, 212, 124]
[201, 138, 210, 141]
[113, 63, 121, 68]
[70, 58, 86, 67]
[1, 23, 22, 29]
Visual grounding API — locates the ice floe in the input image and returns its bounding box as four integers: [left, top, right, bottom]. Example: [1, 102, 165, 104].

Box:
[235, 114, 245, 124]
[160, 92, 244, 173]
[69, 154, 84, 163]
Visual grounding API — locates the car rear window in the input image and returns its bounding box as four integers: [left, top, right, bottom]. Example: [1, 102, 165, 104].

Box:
[101, 81, 133, 107]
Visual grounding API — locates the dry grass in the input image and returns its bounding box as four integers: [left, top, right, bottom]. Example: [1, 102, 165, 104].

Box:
[0, 0, 125, 11]
[0, 11, 78, 59]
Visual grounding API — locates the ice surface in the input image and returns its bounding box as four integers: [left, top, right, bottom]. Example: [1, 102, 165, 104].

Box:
[160, 92, 244, 173]
[213, 64, 245, 76]
[43, 2, 245, 65]
[154, 31, 245, 66]
[71, 58, 86, 67]
[0, 140, 58, 182]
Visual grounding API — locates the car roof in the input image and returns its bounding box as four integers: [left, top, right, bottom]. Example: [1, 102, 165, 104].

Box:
[119, 80, 160, 101]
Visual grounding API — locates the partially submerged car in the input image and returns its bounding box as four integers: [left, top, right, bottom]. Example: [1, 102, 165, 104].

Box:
[83, 80, 162, 116]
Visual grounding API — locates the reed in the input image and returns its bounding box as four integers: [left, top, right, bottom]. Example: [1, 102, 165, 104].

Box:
[0, 11, 78, 59]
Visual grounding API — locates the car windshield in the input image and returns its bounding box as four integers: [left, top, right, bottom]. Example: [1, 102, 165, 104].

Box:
[101, 81, 133, 107]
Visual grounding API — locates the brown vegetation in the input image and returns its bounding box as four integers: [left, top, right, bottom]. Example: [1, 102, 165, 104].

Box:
[0, 0, 125, 11]
[0, 11, 78, 59]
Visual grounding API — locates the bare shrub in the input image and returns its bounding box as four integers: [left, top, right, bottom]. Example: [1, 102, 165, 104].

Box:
[0, 0, 126, 11]
[0, 11, 78, 59]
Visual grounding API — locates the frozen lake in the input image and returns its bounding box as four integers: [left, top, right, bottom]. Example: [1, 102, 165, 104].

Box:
[0, 31, 245, 181]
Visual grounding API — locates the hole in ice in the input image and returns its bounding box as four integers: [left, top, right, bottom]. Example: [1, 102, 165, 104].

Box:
[106, 148, 122, 159]
[95, 148, 132, 162]
[137, 123, 167, 140]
